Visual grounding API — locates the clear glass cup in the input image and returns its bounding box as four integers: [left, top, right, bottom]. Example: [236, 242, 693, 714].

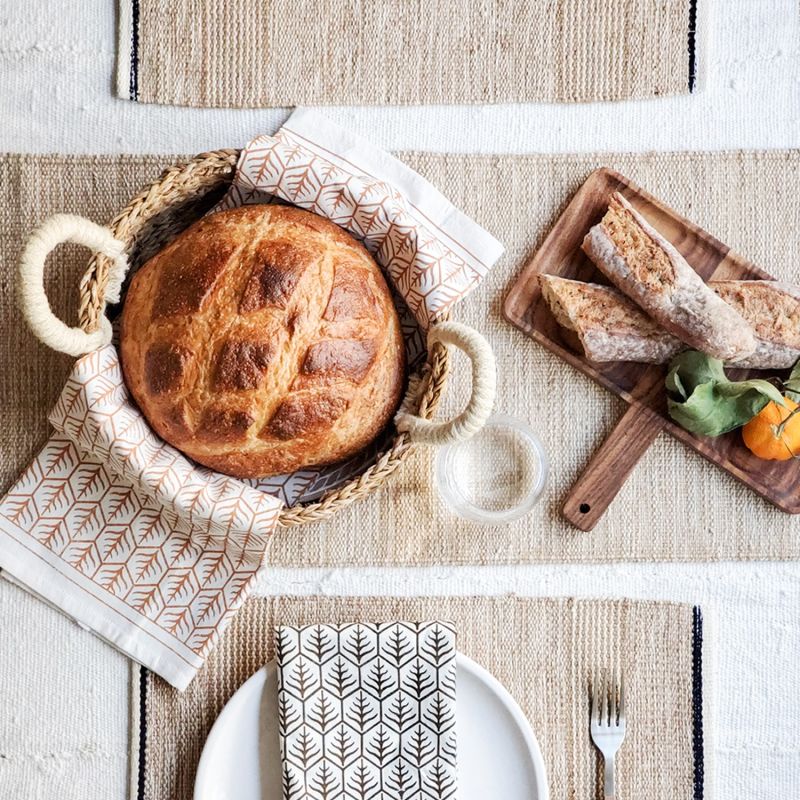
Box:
[435, 414, 548, 525]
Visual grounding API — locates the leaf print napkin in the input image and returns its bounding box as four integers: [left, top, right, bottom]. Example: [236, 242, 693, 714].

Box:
[276, 621, 458, 800]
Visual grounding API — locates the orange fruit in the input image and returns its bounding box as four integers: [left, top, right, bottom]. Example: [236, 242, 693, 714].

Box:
[742, 397, 800, 461]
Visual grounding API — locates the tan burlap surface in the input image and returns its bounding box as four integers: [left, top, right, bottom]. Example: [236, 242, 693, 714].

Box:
[131, 595, 708, 800]
[2, 151, 799, 565]
[119, 0, 698, 106]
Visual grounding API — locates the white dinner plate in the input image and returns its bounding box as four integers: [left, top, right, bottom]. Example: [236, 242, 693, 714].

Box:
[194, 653, 548, 800]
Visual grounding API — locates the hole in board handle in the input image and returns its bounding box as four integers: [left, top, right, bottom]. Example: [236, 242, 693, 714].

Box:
[579, 503, 591, 514]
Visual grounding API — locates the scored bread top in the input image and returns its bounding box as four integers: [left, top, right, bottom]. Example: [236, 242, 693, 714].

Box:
[120, 204, 405, 479]
[582, 192, 756, 362]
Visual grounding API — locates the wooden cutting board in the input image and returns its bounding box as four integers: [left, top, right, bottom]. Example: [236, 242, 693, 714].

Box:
[503, 167, 800, 530]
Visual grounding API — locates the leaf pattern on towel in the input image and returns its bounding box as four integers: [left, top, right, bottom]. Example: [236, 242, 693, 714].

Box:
[0, 345, 282, 668]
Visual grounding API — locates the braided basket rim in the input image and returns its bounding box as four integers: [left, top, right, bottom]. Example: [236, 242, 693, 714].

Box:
[79, 149, 450, 528]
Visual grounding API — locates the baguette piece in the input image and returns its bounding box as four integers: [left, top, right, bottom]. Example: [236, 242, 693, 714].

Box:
[582, 192, 756, 361]
[539, 274, 683, 363]
[710, 280, 800, 369]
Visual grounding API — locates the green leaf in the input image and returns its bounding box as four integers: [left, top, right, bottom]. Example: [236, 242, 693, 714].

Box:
[716, 378, 784, 404]
[665, 351, 784, 437]
[784, 358, 800, 402]
[667, 350, 728, 393]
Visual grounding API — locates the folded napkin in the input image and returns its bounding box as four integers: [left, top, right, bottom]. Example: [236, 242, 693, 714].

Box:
[0, 112, 503, 689]
[276, 622, 458, 800]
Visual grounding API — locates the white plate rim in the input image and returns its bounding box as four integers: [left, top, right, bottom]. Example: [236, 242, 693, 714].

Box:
[194, 652, 549, 800]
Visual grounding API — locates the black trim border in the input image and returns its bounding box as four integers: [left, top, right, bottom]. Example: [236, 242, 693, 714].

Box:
[129, 0, 140, 101]
[137, 665, 148, 800]
[691, 606, 705, 799]
[688, 0, 699, 92]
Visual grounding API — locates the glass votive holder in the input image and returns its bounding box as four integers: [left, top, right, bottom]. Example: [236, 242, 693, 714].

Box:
[435, 414, 548, 525]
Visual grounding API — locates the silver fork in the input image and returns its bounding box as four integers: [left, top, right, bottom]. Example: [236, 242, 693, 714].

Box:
[590, 669, 627, 799]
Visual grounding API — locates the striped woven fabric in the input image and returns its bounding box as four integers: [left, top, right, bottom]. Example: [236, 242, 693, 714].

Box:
[118, 0, 703, 107]
[3, 151, 800, 565]
[131, 595, 709, 800]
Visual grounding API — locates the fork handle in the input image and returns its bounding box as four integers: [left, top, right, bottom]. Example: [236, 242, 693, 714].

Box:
[604, 754, 616, 799]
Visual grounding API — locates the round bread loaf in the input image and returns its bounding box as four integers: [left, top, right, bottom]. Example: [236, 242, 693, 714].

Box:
[120, 205, 405, 478]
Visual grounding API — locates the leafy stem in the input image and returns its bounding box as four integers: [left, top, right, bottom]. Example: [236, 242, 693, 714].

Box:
[771, 405, 800, 439]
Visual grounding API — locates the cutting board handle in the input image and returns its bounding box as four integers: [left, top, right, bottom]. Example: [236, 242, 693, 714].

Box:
[562, 402, 665, 531]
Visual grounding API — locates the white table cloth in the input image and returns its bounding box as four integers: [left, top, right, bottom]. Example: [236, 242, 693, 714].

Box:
[0, 0, 799, 797]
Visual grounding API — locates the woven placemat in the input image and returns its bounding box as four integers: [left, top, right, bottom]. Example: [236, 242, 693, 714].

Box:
[118, 0, 702, 107]
[2, 151, 800, 565]
[131, 595, 709, 800]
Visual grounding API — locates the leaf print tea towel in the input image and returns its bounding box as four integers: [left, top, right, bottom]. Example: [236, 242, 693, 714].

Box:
[0, 345, 283, 691]
[276, 622, 458, 800]
[0, 112, 501, 691]
[218, 108, 505, 332]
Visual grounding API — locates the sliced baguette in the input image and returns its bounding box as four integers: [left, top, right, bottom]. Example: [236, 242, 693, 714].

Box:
[539, 274, 683, 363]
[710, 280, 800, 369]
[582, 192, 756, 361]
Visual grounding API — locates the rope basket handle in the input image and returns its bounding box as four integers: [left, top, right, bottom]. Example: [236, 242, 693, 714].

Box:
[18, 214, 129, 357]
[79, 148, 239, 333]
[396, 321, 496, 445]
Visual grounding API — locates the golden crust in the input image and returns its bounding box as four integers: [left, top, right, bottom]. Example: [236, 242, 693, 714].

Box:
[120, 204, 406, 478]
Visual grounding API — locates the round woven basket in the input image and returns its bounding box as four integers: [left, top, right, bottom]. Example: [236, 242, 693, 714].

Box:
[73, 149, 452, 528]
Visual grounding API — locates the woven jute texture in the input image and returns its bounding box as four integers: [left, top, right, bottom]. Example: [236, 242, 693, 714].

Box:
[2, 151, 800, 565]
[132, 595, 707, 800]
[120, 0, 697, 106]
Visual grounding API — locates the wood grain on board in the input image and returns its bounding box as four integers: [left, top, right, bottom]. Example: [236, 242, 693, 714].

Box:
[503, 167, 798, 530]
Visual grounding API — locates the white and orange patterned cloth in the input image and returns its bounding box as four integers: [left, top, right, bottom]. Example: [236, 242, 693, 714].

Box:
[0, 111, 503, 689]
[0, 346, 281, 689]
[220, 109, 504, 331]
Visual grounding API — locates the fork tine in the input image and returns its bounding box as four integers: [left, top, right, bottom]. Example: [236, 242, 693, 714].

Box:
[600, 669, 608, 726]
[609, 666, 618, 724]
[590, 666, 626, 799]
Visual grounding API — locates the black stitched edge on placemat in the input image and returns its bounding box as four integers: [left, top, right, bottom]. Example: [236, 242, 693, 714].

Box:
[129, 0, 140, 101]
[137, 665, 148, 800]
[130, 609, 705, 798]
[691, 606, 705, 799]
[688, 0, 699, 92]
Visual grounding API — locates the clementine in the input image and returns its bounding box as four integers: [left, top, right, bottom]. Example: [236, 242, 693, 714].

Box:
[742, 397, 800, 461]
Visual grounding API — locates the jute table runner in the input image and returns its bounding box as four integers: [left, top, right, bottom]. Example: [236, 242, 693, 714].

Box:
[118, 0, 702, 106]
[2, 151, 800, 565]
[131, 596, 709, 800]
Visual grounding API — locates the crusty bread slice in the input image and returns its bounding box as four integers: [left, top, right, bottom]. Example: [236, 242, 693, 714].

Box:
[710, 280, 800, 369]
[582, 192, 756, 361]
[539, 274, 683, 363]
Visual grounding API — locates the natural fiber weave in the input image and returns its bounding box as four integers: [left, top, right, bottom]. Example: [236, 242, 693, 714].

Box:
[3, 151, 800, 564]
[131, 595, 708, 800]
[120, 0, 699, 106]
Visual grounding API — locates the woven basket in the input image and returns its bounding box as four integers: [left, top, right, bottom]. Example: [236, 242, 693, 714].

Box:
[19, 150, 496, 528]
